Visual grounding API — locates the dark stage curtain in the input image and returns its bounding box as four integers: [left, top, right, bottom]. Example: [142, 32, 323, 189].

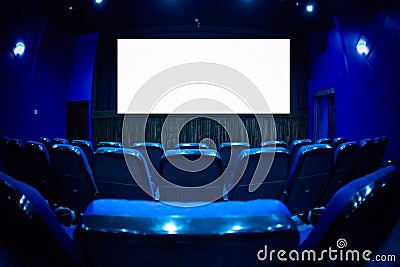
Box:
[92, 30, 309, 147]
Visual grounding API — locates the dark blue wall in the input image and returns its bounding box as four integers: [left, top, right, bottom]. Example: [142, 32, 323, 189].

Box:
[308, 9, 400, 162]
[0, 4, 98, 142]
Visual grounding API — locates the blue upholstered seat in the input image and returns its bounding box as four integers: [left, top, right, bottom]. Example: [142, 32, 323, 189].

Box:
[93, 147, 155, 200]
[72, 140, 95, 169]
[227, 147, 290, 200]
[318, 142, 359, 206]
[289, 139, 313, 166]
[37, 136, 52, 151]
[0, 136, 10, 171]
[283, 144, 333, 215]
[159, 149, 223, 201]
[23, 141, 56, 204]
[298, 165, 400, 266]
[51, 138, 69, 145]
[50, 144, 99, 213]
[3, 138, 24, 180]
[356, 139, 375, 177]
[332, 137, 347, 151]
[131, 142, 164, 172]
[260, 140, 289, 150]
[316, 138, 332, 145]
[95, 141, 123, 150]
[0, 171, 81, 266]
[218, 142, 250, 171]
[74, 199, 299, 267]
[175, 142, 209, 149]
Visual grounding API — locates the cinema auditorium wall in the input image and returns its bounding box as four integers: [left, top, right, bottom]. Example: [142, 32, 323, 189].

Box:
[307, 6, 400, 162]
[0, 2, 98, 142]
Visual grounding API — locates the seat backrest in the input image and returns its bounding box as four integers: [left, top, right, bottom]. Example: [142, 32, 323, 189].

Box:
[218, 142, 250, 170]
[332, 137, 347, 151]
[289, 139, 313, 166]
[316, 138, 332, 145]
[283, 144, 333, 215]
[0, 172, 80, 266]
[52, 138, 69, 145]
[93, 147, 155, 200]
[175, 142, 209, 149]
[23, 141, 56, 204]
[50, 144, 98, 213]
[299, 166, 400, 266]
[74, 199, 299, 267]
[318, 142, 359, 207]
[371, 136, 388, 171]
[0, 136, 10, 169]
[72, 140, 94, 169]
[159, 149, 223, 201]
[95, 141, 123, 150]
[260, 140, 289, 150]
[131, 142, 164, 172]
[4, 138, 24, 180]
[37, 137, 52, 151]
[356, 139, 375, 177]
[228, 147, 290, 200]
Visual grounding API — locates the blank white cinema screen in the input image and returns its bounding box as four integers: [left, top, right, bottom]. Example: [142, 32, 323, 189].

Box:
[117, 39, 290, 114]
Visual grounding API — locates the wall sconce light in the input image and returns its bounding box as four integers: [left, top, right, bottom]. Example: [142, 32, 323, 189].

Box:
[13, 41, 25, 57]
[356, 38, 369, 56]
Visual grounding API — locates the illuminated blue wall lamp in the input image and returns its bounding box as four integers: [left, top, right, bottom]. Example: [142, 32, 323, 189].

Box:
[356, 39, 369, 56]
[13, 41, 25, 56]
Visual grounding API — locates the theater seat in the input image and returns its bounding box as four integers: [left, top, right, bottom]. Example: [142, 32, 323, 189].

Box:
[0, 136, 10, 170]
[93, 147, 155, 200]
[316, 138, 332, 145]
[289, 139, 313, 166]
[356, 139, 375, 177]
[23, 141, 56, 204]
[332, 137, 347, 151]
[3, 138, 24, 180]
[0, 172, 80, 266]
[260, 140, 289, 150]
[95, 141, 123, 150]
[159, 149, 223, 201]
[282, 144, 333, 215]
[37, 137, 52, 151]
[298, 165, 400, 267]
[72, 140, 95, 169]
[50, 144, 99, 213]
[371, 136, 388, 171]
[318, 142, 359, 207]
[74, 199, 299, 267]
[175, 142, 209, 149]
[227, 147, 290, 200]
[218, 142, 250, 171]
[131, 142, 164, 172]
[52, 138, 69, 145]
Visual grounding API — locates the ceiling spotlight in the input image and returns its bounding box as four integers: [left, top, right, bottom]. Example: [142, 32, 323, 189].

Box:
[68, 6, 73, 11]
[306, 4, 314, 12]
[13, 41, 25, 56]
[95, 0, 103, 4]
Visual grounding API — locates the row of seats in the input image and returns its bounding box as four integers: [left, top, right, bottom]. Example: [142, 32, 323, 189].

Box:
[0, 136, 389, 217]
[0, 165, 399, 266]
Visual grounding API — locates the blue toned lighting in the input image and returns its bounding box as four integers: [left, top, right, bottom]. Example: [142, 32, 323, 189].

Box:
[13, 41, 25, 56]
[356, 39, 369, 55]
[162, 221, 178, 234]
[69, 6, 73, 11]
[95, 0, 103, 4]
[306, 4, 313, 12]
